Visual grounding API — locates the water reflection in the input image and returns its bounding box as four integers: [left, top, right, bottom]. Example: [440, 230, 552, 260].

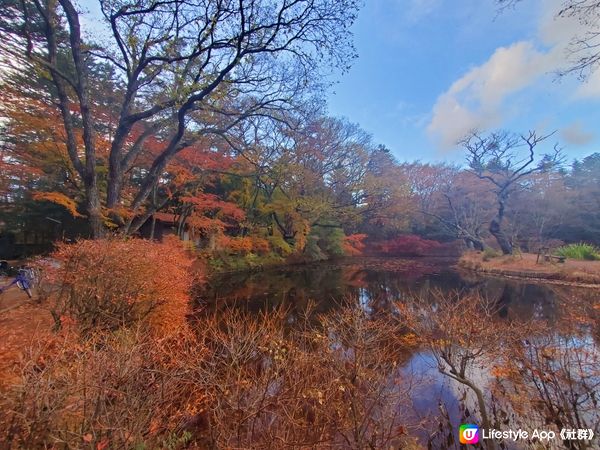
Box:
[199, 257, 576, 323]
[197, 257, 600, 449]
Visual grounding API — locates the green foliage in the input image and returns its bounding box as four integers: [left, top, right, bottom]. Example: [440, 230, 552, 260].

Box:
[304, 234, 327, 261]
[304, 225, 346, 261]
[268, 234, 294, 256]
[482, 247, 501, 261]
[162, 431, 193, 450]
[554, 243, 600, 261]
[322, 227, 346, 257]
[208, 251, 285, 273]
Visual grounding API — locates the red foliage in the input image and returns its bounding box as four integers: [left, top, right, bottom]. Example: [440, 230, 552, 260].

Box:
[343, 233, 368, 256]
[180, 193, 245, 222]
[375, 235, 442, 257]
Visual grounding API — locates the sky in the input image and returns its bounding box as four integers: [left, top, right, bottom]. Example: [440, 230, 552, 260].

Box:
[326, 0, 600, 163]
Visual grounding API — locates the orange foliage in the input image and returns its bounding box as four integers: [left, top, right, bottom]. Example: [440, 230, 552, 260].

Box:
[33, 191, 83, 218]
[216, 235, 271, 255]
[217, 235, 253, 254]
[343, 233, 367, 256]
[250, 236, 271, 254]
[45, 236, 194, 335]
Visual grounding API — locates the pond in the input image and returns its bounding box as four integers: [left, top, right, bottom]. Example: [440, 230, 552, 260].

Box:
[197, 257, 600, 449]
[199, 257, 564, 321]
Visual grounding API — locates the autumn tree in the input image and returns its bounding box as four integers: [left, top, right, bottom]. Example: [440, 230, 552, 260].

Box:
[358, 146, 413, 237]
[216, 115, 384, 252]
[399, 162, 457, 240]
[463, 131, 563, 254]
[0, 0, 359, 237]
[0, 80, 91, 243]
[505, 169, 570, 251]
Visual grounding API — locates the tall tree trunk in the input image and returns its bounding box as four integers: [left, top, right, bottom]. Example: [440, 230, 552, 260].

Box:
[490, 197, 512, 254]
[149, 215, 156, 240]
[44, 0, 104, 238]
[85, 182, 103, 239]
[106, 160, 123, 210]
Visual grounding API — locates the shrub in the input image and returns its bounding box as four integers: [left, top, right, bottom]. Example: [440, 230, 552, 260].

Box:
[555, 243, 600, 261]
[46, 236, 194, 335]
[249, 236, 270, 254]
[2, 304, 421, 449]
[343, 233, 367, 256]
[217, 235, 252, 255]
[216, 235, 261, 255]
[194, 306, 418, 449]
[2, 326, 209, 449]
[304, 225, 346, 260]
[482, 247, 501, 261]
[303, 233, 327, 260]
[268, 234, 293, 256]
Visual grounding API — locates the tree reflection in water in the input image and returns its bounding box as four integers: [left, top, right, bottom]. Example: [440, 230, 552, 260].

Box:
[197, 257, 600, 449]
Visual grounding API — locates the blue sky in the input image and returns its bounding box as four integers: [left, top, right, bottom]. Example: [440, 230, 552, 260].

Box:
[327, 0, 600, 164]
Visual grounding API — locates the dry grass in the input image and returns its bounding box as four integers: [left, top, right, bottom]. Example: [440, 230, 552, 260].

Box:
[459, 251, 600, 285]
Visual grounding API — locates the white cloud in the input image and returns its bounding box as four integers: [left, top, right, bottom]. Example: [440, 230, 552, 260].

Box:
[561, 122, 594, 146]
[426, 0, 594, 149]
[537, 1, 581, 48]
[575, 69, 600, 98]
[428, 41, 555, 148]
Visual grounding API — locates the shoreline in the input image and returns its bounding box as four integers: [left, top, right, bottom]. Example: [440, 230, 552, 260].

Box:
[208, 254, 459, 276]
[458, 252, 600, 288]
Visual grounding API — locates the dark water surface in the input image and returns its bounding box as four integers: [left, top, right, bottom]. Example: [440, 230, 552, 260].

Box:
[199, 257, 566, 321]
[198, 257, 599, 449]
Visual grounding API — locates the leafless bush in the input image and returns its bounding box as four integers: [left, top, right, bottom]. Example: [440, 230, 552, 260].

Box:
[399, 291, 534, 450]
[196, 304, 419, 448]
[493, 303, 600, 450]
[2, 302, 421, 449]
[2, 325, 208, 449]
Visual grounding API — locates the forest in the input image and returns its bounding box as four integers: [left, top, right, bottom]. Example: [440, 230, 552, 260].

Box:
[1, 0, 598, 265]
[1, 0, 600, 449]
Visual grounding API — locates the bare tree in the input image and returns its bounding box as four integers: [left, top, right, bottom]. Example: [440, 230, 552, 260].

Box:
[400, 291, 532, 450]
[418, 168, 494, 251]
[462, 131, 562, 254]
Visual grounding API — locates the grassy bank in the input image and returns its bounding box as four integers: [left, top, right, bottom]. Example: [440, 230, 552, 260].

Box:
[458, 251, 600, 285]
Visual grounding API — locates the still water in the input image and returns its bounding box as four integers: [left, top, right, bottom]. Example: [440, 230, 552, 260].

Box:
[199, 257, 563, 321]
[198, 257, 599, 449]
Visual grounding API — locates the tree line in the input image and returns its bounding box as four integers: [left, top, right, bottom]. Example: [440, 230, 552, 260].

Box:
[1, 0, 599, 259]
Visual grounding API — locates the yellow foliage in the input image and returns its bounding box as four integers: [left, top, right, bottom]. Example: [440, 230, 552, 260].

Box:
[33, 191, 83, 217]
